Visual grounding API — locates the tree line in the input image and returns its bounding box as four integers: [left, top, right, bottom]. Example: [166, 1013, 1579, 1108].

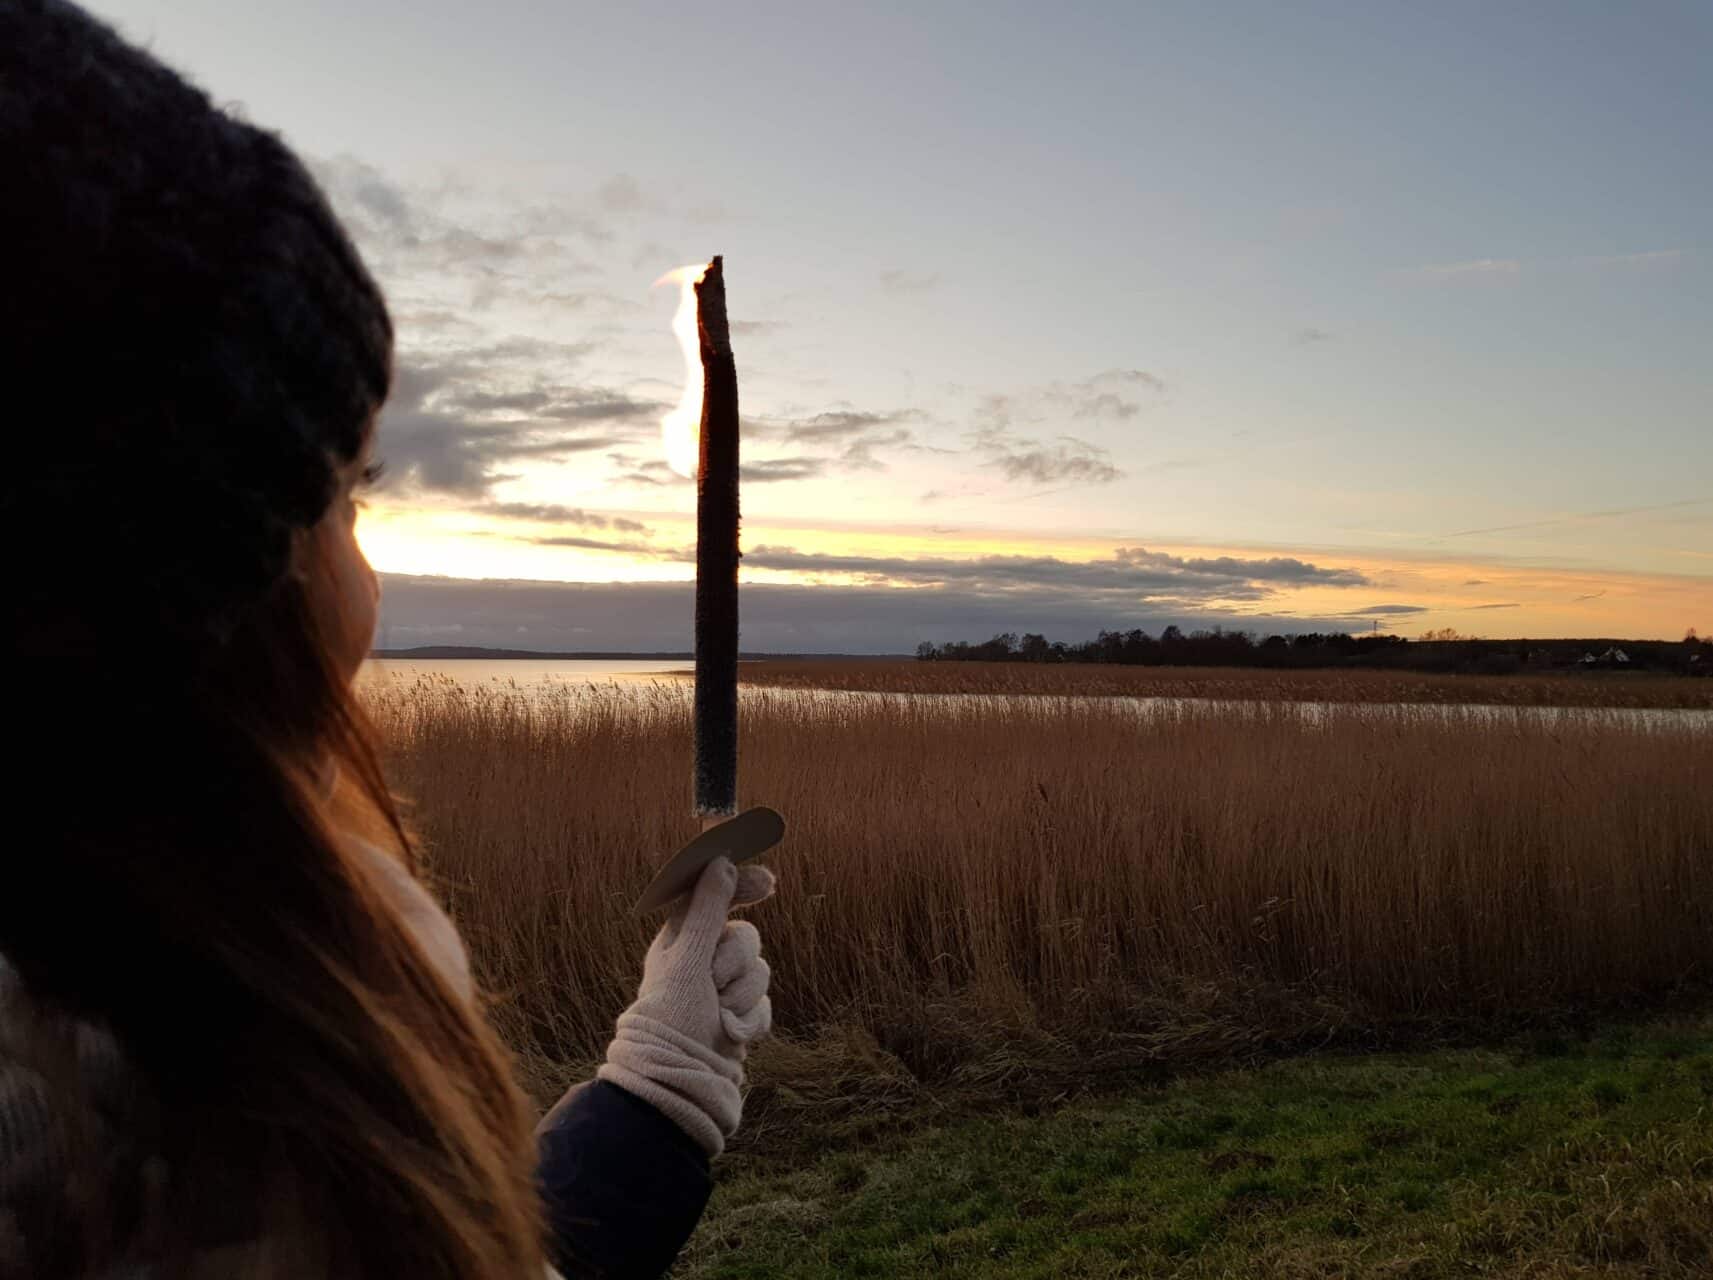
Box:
[915, 627, 1713, 676]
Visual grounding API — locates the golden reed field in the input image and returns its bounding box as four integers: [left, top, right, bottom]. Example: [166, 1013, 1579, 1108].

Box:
[740, 657, 1713, 709]
[364, 670, 1713, 1113]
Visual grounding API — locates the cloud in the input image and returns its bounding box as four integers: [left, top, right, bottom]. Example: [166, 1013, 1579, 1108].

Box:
[376, 353, 662, 497]
[375, 574, 1379, 655]
[838, 426, 914, 471]
[1292, 327, 1333, 345]
[531, 534, 661, 555]
[1060, 369, 1167, 412]
[606, 453, 687, 487]
[1402, 258, 1522, 281]
[730, 319, 787, 337]
[742, 543, 1366, 603]
[972, 427, 1124, 486]
[318, 154, 870, 539]
[1110, 547, 1368, 587]
[308, 156, 684, 506]
[1397, 250, 1683, 284]
[317, 157, 1159, 529]
[555, 393, 662, 424]
[478, 502, 650, 535]
[964, 370, 1166, 487]
[878, 269, 941, 294]
[736, 408, 925, 478]
[1440, 498, 1711, 539]
[595, 174, 645, 213]
[378, 409, 618, 496]
[448, 386, 660, 425]
[328, 156, 414, 233]
[742, 458, 826, 483]
[313, 156, 612, 278]
[1345, 604, 1428, 616]
[782, 411, 913, 444]
[1468, 602, 1520, 610]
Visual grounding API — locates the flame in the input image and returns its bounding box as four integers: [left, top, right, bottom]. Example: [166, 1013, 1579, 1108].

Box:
[655, 263, 707, 479]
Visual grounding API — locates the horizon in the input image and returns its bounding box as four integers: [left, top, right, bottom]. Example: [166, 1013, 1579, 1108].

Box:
[364, 565, 1707, 655]
[90, 1, 1711, 651]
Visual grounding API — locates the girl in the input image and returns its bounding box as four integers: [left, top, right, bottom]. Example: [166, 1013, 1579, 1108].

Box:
[0, 2, 774, 1276]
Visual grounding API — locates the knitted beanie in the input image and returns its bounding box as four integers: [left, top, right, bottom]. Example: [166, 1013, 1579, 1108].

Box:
[0, 0, 393, 658]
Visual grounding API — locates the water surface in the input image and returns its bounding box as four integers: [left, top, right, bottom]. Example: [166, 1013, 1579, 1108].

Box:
[362, 657, 691, 687]
[360, 657, 1712, 732]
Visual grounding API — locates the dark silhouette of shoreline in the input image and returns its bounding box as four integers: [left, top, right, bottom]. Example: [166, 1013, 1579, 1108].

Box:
[914, 629, 1711, 677]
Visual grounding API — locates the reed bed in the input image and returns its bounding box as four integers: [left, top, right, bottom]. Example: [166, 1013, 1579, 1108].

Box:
[741, 658, 1713, 709]
[365, 674, 1713, 1103]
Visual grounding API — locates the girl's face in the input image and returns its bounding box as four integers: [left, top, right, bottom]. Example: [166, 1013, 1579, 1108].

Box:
[309, 455, 382, 684]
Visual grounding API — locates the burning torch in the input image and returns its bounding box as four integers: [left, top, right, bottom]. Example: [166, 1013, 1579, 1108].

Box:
[635, 257, 784, 913]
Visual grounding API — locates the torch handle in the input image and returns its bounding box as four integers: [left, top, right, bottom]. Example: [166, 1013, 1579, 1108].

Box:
[693, 256, 740, 820]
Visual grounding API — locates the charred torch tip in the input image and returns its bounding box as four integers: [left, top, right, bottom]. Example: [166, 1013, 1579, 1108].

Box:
[695, 255, 731, 356]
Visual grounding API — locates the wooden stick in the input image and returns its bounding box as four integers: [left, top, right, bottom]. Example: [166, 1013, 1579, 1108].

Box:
[693, 256, 739, 820]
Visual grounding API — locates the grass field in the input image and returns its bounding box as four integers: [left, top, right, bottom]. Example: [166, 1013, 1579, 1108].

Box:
[739, 658, 1713, 710]
[685, 1011, 1713, 1278]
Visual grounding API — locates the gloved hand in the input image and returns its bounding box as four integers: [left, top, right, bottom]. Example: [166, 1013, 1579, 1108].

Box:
[597, 856, 775, 1156]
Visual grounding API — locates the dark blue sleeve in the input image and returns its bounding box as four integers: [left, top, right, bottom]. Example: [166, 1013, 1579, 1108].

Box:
[536, 1080, 713, 1279]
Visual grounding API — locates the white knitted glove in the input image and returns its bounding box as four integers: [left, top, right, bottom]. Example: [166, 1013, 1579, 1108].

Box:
[597, 856, 775, 1156]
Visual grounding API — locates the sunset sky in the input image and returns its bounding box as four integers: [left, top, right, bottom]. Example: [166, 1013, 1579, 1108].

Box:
[92, 1, 1710, 651]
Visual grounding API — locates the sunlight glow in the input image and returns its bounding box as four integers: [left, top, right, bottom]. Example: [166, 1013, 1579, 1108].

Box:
[355, 493, 1703, 640]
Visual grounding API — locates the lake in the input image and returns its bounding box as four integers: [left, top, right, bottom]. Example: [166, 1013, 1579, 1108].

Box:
[362, 657, 692, 688]
[359, 657, 1712, 732]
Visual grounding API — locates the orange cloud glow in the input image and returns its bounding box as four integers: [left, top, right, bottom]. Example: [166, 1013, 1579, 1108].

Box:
[358, 496, 1709, 640]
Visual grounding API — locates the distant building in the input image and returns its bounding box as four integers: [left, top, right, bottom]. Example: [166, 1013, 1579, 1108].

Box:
[1583, 647, 1631, 668]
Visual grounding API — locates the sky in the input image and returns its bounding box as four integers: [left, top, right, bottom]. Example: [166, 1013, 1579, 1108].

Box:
[90, 0, 1711, 651]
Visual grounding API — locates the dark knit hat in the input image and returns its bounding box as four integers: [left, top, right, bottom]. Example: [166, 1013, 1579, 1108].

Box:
[1, 0, 393, 656]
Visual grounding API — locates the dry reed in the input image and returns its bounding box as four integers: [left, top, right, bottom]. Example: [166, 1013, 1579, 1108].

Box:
[741, 658, 1713, 710]
[365, 673, 1713, 1101]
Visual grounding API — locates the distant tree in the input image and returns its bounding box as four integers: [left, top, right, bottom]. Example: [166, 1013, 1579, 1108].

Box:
[922, 623, 1687, 675]
[965, 632, 1018, 661]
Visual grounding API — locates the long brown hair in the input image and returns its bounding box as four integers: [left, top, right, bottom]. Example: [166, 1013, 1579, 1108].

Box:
[3, 2, 546, 1274]
[12, 546, 546, 1278]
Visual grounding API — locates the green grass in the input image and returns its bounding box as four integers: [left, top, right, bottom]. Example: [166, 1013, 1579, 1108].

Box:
[682, 1013, 1713, 1278]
